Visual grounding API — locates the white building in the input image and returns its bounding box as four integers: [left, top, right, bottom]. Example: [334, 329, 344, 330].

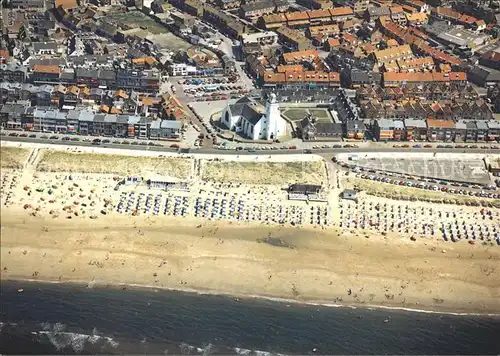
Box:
[241, 31, 279, 46]
[220, 94, 287, 140]
[170, 63, 198, 76]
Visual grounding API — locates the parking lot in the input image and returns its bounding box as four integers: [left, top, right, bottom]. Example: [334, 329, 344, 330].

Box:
[353, 156, 492, 185]
[176, 77, 248, 102]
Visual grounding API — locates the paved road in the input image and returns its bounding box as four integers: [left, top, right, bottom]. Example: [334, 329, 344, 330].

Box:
[3, 136, 499, 157]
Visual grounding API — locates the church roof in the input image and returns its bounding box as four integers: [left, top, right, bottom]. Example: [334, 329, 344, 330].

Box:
[241, 104, 264, 125]
[228, 96, 265, 125]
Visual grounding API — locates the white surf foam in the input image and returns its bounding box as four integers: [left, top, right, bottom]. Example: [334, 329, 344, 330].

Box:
[35, 323, 118, 352]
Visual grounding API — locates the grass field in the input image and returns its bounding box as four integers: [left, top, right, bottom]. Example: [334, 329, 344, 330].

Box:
[202, 160, 327, 185]
[36, 151, 192, 178]
[347, 178, 500, 207]
[282, 108, 332, 123]
[0, 147, 30, 169]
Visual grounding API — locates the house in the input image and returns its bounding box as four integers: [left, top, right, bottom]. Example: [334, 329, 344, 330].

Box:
[276, 27, 315, 51]
[365, 6, 391, 23]
[149, 120, 182, 139]
[341, 69, 381, 88]
[298, 113, 343, 141]
[479, 50, 500, 70]
[0, 63, 28, 83]
[404, 118, 427, 141]
[373, 44, 414, 66]
[240, 1, 276, 19]
[468, 66, 500, 87]
[426, 119, 455, 142]
[218, 0, 241, 9]
[405, 12, 428, 25]
[32, 65, 61, 84]
[220, 94, 287, 140]
[33, 42, 59, 55]
[475, 120, 489, 141]
[344, 120, 365, 139]
[463, 120, 478, 142]
[0, 103, 27, 129]
[487, 121, 500, 141]
[373, 118, 404, 141]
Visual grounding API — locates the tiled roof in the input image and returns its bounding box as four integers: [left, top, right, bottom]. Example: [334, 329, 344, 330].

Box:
[426, 119, 455, 128]
[383, 71, 467, 83]
[55, 0, 78, 9]
[307, 9, 331, 19]
[329, 6, 353, 17]
[285, 11, 310, 21]
[263, 13, 287, 23]
[283, 49, 318, 63]
[277, 64, 303, 72]
[374, 44, 413, 62]
[33, 65, 60, 74]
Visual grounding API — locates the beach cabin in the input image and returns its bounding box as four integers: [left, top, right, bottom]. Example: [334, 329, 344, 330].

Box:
[288, 184, 322, 195]
[148, 175, 179, 190]
[341, 189, 358, 201]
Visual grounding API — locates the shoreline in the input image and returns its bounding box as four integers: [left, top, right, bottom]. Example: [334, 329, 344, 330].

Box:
[5, 277, 500, 317]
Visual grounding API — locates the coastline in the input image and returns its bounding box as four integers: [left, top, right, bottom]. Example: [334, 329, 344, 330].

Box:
[2, 211, 500, 316]
[6, 277, 500, 317]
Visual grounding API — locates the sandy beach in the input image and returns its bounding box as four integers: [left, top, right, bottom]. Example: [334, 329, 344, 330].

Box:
[2, 211, 500, 314]
[1, 143, 500, 315]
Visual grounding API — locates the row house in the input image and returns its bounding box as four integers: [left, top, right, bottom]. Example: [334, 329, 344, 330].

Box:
[0, 106, 182, 139]
[379, 21, 462, 67]
[240, 0, 288, 19]
[260, 6, 354, 29]
[383, 56, 435, 73]
[276, 27, 315, 51]
[218, 0, 240, 10]
[426, 119, 455, 142]
[373, 44, 414, 66]
[370, 118, 499, 142]
[306, 24, 340, 38]
[356, 84, 479, 101]
[32, 65, 61, 84]
[390, 6, 407, 26]
[403, 118, 427, 141]
[382, 72, 467, 87]
[261, 70, 340, 88]
[0, 104, 26, 130]
[202, 5, 246, 39]
[344, 120, 366, 140]
[0, 63, 28, 83]
[395, 0, 429, 13]
[360, 98, 493, 122]
[373, 118, 405, 141]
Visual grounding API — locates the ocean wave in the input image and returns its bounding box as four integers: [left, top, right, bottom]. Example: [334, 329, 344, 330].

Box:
[234, 347, 288, 356]
[34, 323, 118, 352]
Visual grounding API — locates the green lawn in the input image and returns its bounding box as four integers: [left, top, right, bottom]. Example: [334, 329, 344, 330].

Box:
[283, 108, 332, 123]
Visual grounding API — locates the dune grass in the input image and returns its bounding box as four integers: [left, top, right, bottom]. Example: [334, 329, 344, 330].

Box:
[0, 147, 30, 169]
[36, 150, 192, 178]
[202, 160, 326, 185]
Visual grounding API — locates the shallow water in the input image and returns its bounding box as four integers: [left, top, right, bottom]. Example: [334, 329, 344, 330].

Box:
[1, 281, 500, 354]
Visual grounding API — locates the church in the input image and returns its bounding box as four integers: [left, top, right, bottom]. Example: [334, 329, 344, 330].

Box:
[220, 94, 287, 140]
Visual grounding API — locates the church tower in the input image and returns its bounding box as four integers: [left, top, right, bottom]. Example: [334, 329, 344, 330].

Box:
[264, 93, 286, 141]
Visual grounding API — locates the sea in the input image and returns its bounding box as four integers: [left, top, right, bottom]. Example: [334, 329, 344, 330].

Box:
[1, 281, 500, 355]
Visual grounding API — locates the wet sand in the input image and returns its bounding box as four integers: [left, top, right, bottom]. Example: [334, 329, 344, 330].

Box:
[2, 210, 499, 315]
